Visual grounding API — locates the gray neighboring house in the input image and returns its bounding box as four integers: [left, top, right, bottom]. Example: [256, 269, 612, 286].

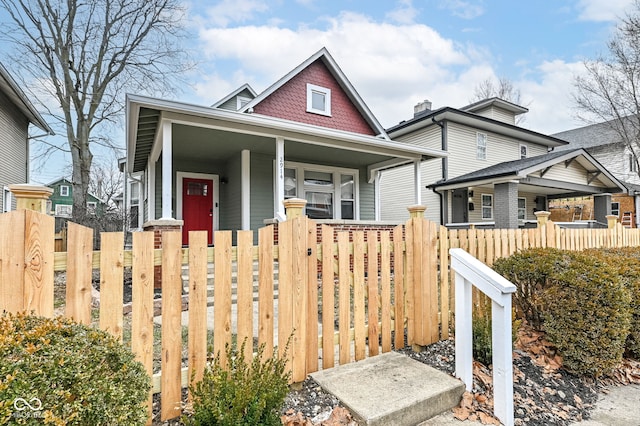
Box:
[0, 63, 54, 212]
[380, 98, 626, 228]
[553, 119, 640, 226]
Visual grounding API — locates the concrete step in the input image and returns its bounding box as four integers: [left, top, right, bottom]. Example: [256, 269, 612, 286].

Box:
[310, 351, 465, 426]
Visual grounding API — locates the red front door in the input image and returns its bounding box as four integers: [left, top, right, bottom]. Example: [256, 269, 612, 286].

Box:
[182, 177, 214, 245]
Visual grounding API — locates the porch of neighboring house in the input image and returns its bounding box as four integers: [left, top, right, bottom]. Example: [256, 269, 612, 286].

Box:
[431, 149, 627, 230]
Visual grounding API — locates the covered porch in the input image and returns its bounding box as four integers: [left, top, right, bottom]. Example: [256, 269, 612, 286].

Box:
[126, 95, 447, 243]
[431, 149, 626, 229]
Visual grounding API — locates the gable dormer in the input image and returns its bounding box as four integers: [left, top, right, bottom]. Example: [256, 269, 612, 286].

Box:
[461, 97, 528, 125]
[211, 84, 257, 111]
[241, 48, 386, 138]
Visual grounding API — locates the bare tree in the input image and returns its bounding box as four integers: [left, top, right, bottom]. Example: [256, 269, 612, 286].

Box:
[573, 1, 640, 175]
[471, 77, 528, 124]
[89, 154, 123, 213]
[0, 0, 190, 224]
[472, 77, 523, 105]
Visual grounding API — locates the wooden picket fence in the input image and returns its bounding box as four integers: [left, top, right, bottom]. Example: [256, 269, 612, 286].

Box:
[2, 209, 640, 423]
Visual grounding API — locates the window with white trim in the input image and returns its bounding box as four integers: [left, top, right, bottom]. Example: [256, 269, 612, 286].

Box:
[55, 204, 73, 217]
[477, 133, 487, 160]
[518, 197, 526, 220]
[3, 187, 12, 212]
[629, 153, 638, 173]
[481, 194, 493, 219]
[306, 83, 331, 116]
[87, 201, 97, 213]
[283, 162, 358, 220]
[60, 185, 70, 197]
[519, 144, 528, 159]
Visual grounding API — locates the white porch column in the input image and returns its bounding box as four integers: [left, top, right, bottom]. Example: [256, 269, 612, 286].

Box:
[241, 149, 251, 230]
[374, 170, 381, 221]
[414, 160, 422, 205]
[148, 159, 156, 220]
[275, 137, 286, 221]
[161, 120, 173, 219]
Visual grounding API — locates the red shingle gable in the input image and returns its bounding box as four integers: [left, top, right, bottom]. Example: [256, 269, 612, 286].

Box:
[252, 60, 377, 136]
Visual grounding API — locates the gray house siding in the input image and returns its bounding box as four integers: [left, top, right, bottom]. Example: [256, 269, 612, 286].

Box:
[250, 153, 274, 231]
[0, 88, 29, 212]
[220, 153, 241, 231]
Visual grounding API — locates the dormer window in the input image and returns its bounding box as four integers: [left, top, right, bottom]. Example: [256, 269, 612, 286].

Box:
[307, 83, 331, 116]
[60, 185, 70, 197]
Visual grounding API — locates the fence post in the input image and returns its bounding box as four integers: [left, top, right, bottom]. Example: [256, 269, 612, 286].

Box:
[606, 214, 617, 229]
[8, 184, 53, 214]
[407, 204, 426, 350]
[2, 184, 55, 316]
[281, 198, 309, 383]
[535, 210, 552, 248]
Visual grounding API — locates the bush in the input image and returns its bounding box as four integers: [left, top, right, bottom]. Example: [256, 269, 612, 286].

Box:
[541, 252, 631, 377]
[493, 248, 572, 329]
[187, 339, 291, 426]
[583, 247, 640, 359]
[0, 312, 150, 425]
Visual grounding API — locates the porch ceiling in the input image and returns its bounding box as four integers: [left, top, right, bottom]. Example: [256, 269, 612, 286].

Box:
[173, 124, 399, 167]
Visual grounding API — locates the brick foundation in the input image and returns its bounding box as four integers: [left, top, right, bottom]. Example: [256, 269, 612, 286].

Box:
[143, 219, 183, 288]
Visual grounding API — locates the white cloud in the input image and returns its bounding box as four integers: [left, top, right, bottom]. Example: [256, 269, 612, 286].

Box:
[386, 0, 419, 25]
[439, 0, 485, 20]
[193, 9, 592, 135]
[204, 0, 269, 27]
[577, 0, 634, 22]
[517, 60, 587, 134]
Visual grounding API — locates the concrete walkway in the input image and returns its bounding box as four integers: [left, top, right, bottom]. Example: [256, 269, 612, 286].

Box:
[420, 384, 640, 425]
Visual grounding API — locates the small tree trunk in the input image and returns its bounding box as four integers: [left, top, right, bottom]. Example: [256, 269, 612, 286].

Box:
[71, 121, 93, 226]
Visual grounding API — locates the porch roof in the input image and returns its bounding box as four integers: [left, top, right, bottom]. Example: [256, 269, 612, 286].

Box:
[429, 148, 626, 198]
[126, 94, 447, 175]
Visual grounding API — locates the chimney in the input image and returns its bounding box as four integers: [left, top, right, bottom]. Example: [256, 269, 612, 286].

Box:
[414, 99, 432, 117]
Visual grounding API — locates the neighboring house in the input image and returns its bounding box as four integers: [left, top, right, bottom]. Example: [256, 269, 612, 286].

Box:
[552, 120, 640, 227]
[0, 63, 54, 212]
[47, 177, 106, 218]
[380, 98, 625, 228]
[125, 48, 446, 245]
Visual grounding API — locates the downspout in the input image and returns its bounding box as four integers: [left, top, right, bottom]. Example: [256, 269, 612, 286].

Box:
[431, 115, 447, 224]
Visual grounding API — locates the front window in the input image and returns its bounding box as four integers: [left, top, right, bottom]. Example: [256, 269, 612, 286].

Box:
[481, 194, 493, 220]
[477, 133, 487, 160]
[282, 162, 358, 220]
[612, 202, 620, 217]
[60, 185, 70, 197]
[518, 197, 526, 220]
[306, 83, 331, 116]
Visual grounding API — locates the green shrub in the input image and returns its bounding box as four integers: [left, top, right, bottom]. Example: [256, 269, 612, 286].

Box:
[541, 252, 631, 377]
[583, 247, 640, 359]
[187, 339, 291, 426]
[493, 248, 572, 330]
[0, 312, 150, 425]
[472, 308, 493, 366]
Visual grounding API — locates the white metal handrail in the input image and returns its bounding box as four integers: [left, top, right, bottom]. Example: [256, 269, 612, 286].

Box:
[450, 248, 516, 426]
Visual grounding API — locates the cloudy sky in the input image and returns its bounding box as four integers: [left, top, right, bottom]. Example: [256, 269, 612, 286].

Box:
[184, 0, 634, 134]
[1, 0, 636, 183]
